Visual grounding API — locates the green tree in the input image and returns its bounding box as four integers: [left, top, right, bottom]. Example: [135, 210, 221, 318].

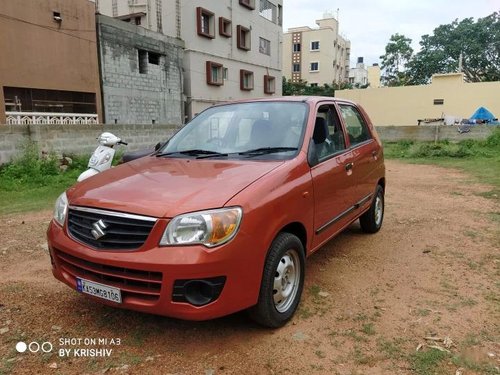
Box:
[379, 33, 414, 86]
[407, 12, 500, 84]
[282, 77, 351, 96]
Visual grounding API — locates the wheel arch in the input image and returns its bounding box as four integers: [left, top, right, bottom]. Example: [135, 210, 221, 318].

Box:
[279, 221, 308, 255]
[378, 177, 386, 191]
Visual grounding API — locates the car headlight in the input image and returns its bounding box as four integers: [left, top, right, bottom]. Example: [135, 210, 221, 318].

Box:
[53, 192, 68, 227]
[160, 207, 242, 247]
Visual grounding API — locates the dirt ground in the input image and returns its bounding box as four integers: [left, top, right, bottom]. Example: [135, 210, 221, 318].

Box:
[0, 160, 498, 375]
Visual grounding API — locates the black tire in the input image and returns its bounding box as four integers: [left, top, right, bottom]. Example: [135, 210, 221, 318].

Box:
[360, 185, 384, 233]
[248, 232, 305, 328]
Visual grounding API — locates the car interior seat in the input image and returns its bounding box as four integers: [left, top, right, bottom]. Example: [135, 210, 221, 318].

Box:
[313, 117, 332, 159]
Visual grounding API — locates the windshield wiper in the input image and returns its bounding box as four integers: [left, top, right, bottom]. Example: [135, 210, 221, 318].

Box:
[238, 147, 298, 156]
[156, 149, 228, 159]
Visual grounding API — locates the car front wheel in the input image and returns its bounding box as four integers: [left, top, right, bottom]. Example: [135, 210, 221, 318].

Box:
[248, 232, 305, 328]
[360, 185, 384, 233]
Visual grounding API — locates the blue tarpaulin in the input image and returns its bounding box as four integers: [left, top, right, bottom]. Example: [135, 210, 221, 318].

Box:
[470, 107, 496, 121]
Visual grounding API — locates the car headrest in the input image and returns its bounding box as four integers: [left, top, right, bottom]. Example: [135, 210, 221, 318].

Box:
[313, 117, 327, 144]
[250, 119, 274, 146]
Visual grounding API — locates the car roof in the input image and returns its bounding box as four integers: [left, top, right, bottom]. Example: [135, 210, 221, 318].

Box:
[212, 96, 357, 107]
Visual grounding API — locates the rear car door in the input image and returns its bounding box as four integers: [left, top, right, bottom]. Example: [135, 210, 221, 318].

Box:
[337, 103, 380, 205]
[310, 103, 358, 250]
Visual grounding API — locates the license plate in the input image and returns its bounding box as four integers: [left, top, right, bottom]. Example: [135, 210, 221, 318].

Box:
[76, 278, 122, 304]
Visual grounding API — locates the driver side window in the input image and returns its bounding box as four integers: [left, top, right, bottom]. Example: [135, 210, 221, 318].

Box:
[313, 105, 346, 162]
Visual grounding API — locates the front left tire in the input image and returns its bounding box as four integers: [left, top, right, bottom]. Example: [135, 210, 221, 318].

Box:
[248, 232, 305, 328]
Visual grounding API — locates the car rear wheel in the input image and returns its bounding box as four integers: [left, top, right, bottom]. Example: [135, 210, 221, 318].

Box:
[360, 185, 384, 233]
[248, 232, 305, 328]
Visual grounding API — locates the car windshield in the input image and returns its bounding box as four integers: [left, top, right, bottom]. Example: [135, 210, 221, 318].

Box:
[158, 102, 308, 159]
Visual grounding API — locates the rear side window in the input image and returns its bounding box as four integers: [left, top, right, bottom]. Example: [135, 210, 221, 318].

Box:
[339, 105, 371, 146]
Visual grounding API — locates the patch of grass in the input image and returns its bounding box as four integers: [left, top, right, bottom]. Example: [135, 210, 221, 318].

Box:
[451, 355, 499, 375]
[353, 312, 368, 322]
[309, 284, 321, 298]
[343, 329, 368, 343]
[383, 129, 500, 201]
[0, 141, 87, 215]
[352, 346, 373, 366]
[297, 305, 314, 319]
[361, 323, 376, 336]
[409, 349, 449, 375]
[377, 337, 405, 360]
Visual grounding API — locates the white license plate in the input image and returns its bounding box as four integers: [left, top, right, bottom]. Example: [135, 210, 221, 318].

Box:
[76, 277, 122, 304]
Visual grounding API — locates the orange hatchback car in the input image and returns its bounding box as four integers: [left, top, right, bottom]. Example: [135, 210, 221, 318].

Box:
[47, 97, 385, 327]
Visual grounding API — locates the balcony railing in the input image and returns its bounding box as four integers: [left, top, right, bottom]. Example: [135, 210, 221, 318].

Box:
[6, 112, 99, 125]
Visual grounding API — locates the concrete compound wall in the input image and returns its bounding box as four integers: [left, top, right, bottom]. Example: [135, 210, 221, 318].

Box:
[0, 124, 494, 165]
[0, 124, 179, 165]
[337, 73, 500, 127]
[375, 125, 495, 142]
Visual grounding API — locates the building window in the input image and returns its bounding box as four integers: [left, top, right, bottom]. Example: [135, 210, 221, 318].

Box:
[293, 43, 301, 52]
[259, 37, 271, 55]
[239, 0, 255, 10]
[293, 63, 300, 72]
[310, 62, 319, 72]
[240, 70, 254, 90]
[259, 0, 276, 22]
[264, 75, 275, 94]
[434, 99, 444, 105]
[310, 83, 318, 87]
[196, 7, 215, 39]
[206, 61, 224, 86]
[135, 16, 141, 25]
[138, 49, 148, 74]
[237, 25, 251, 51]
[310, 41, 320, 51]
[148, 52, 160, 65]
[223, 68, 229, 80]
[277, 5, 282, 26]
[219, 17, 232, 37]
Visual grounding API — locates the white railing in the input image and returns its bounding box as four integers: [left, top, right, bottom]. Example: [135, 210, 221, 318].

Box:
[6, 112, 99, 125]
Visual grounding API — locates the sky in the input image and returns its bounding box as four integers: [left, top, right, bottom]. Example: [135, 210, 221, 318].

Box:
[283, 0, 499, 68]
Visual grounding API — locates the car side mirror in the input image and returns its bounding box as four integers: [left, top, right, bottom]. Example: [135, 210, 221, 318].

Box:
[307, 139, 319, 167]
[154, 142, 163, 151]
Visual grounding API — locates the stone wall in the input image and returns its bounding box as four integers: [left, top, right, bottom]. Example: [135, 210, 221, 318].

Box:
[97, 15, 184, 125]
[0, 124, 179, 164]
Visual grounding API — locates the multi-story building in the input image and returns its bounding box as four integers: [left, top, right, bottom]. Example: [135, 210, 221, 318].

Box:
[349, 57, 368, 87]
[97, 0, 283, 121]
[0, 0, 102, 125]
[283, 14, 350, 86]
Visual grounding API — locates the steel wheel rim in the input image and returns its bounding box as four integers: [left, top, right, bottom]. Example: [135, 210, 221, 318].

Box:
[374, 194, 383, 226]
[273, 249, 300, 313]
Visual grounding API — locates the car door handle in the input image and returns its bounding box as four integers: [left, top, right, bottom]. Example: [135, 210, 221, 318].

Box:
[345, 162, 353, 171]
[372, 150, 378, 157]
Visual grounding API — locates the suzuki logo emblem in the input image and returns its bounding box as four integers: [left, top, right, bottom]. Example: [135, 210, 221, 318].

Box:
[91, 219, 107, 240]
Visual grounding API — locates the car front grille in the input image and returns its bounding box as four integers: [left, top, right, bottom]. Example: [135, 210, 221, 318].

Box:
[67, 207, 156, 250]
[55, 250, 162, 302]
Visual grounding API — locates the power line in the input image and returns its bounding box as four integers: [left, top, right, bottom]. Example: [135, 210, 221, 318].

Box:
[0, 13, 96, 43]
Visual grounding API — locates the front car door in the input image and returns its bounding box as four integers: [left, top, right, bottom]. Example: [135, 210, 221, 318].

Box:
[309, 103, 358, 250]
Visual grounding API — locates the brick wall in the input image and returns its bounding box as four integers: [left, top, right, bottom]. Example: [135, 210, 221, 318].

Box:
[0, 124, 179, 164]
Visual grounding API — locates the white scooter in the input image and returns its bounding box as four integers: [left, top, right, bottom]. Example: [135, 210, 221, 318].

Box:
[77, 132, 128, 182]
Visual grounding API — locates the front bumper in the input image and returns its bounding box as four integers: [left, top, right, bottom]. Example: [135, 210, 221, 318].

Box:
[47, 219, 264, 321]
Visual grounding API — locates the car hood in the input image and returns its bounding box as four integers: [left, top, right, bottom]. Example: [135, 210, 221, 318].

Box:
[68, 156, 283, 218]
